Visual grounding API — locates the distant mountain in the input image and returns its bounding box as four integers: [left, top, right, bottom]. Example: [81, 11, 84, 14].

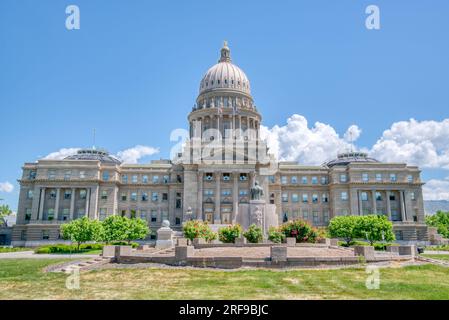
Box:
[424, 200, 449, 215]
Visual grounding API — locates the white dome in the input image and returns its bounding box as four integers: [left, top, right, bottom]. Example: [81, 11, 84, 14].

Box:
[199, 42, 251, 95]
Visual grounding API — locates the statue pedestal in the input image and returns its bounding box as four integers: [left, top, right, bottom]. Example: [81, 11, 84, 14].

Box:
[233, 200, 278, 235]
[155, 220, 174, 249]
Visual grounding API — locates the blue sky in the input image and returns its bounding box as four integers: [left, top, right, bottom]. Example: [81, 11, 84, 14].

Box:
[1, 0, 449, 210]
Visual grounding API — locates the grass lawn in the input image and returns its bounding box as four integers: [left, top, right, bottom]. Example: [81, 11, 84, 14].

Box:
[0, 247, 32, 253]
[421, 254, 449, 262]
[1, 259, 449, 299]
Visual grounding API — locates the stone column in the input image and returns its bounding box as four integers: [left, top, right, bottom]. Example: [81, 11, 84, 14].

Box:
[85, 188, 91, 217]
[54, 188, 61, 221]
[232, 172, 239, 222]
[400, 190, 406, 221]
[69, 188, 76, 220]
[371, 190, 377, 215]
[38, 187, 46, 221]
[386, 191, 392, 221]
[214, 171, 221, 224]
[197, 172, 203, 220]
[358, 190, 363, 215]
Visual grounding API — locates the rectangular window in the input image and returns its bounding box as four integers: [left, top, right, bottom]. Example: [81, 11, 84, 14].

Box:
[407, 175, 413, 183]
[390, 173, 397, 182]
[101, 190, 108, 200]
[302, 194, 308, 203]
[79, 171, 86, 179]
[100, 208, 108, 221]
[29, 170, 36, 180]
[49, 189, 57, 199]
[122, 175, 128, 183]
[312, 193, 319, 203]
[322, 193, 329, 203]
[375, 192, 382, 201]
[411, 192, 416, 201]
[268, 175, 275, 183]
[302, 210, 309, 220]
[291, 193, 299, 203]
[239, 190, 248, 196]
[102, 171, 110, 181]
[132, 175, 138, 183]
[205, 173, 214, 181]
[152, 175, 159, 183]
[362, 173, 369, 182]
[80, 189, 87, 200]
[140, 210, 147, 220]
[321, 176, 328, 185]
[176, 198, 182, 209]
[376, 173, 382, 182]
[341, 192, 348, 201]
[162, 211, 168, 221]
[151, 210, 157, 222]
[42, 230, 49, 240]
[25, 208, 32, 221]
[311, 176, 318, 184]
[47, 208, 54, 220]
[131, 192, 137, 201]
[281, 176, 288, 184]
[301, 176, 308, 184]
[323, 210, 330, 223]
[64, 170, 71, 180]
[152, 192, 159, 202]
[282, 193, 288, 202]
[142, 175, 149, 183]
[313, 211, 319, 224]
[361, 192, 368, 201]
[176, 175, 182, 183]
[64, 190, 72, 200]
[239, 173, 248, 181]
[162, 193, 168, 201]
[27, 190, 34, 200]
[222, 173, 230, 181]
[121, 192, 127, 201]
[141, 192, 148, 201]
[48, 170, 56, 180]
[389, 194, 396, 201]
[62, 208, 69, 221]
[340, 174, 347, 183]
[222, 189, 232, 196]
[163, 175, 170, 183]
[204, 189, 214, 197]
[291, 176, 298, 184]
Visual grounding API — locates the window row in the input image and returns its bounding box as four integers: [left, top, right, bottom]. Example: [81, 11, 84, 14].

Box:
[281, 210, 330, 224]
[120, 174, 182, 184]
[277, 176, 328, 185]
[281, 192, 329, 204]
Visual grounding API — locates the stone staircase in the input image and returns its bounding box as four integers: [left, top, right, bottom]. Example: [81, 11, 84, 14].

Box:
[51, 257, 112, 273]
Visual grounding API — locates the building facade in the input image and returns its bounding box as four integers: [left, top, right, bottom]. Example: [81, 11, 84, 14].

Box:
[12, 43, 428, 246]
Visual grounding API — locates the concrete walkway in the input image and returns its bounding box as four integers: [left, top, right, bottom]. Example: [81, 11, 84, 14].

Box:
[0, 251, 100, 259]
[423, 250, 449, 255]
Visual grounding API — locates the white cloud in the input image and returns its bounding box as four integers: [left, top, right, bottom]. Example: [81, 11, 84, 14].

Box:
[116, 145, 160, 164]
[423, 179, 449, 200]
[260, 114, 357, 165]
[0, 181, 14, 193]
[370, 118, 449, 168]
[43, 148, 80, 160]
[344, 125, 362, 142]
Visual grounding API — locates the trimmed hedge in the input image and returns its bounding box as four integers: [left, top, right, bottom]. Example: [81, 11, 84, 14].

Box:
[34, 242, 139, 254]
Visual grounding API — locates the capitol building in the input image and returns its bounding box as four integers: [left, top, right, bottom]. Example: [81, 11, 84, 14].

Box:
[12, 42, 428, 246]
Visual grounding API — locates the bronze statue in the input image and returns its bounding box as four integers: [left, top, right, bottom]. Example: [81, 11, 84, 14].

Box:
[250, 180, 264, 200]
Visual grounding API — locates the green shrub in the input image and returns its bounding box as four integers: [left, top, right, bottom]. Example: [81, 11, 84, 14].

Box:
[268, 227, 285, 243]
[279, 219, 318, 243]
[61, 217, 104, 250]
[218, 224, 242, 243]
[357, 215, 395, 245]
[243, 224, 263, 243]
[111, 241, 139, 248]
[329, 216, 359, 246]
[426, 211, 449, 238]
[34, 243, 105, 254]
[425, 245, 449, 251]
[183, 220, 216, 242]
